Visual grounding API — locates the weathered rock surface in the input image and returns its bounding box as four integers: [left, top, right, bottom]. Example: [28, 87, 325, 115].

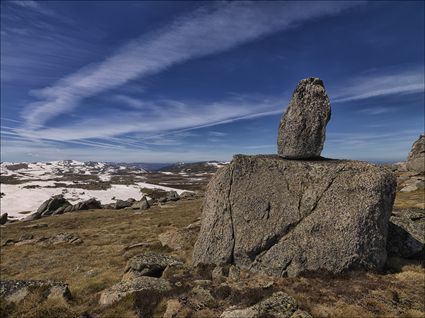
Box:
[221, 291, 311, 318]
[36, 195, 71, 217]
[99, 276, 171, 306]
[0, 280, 71, 304]
[25, 196, 102, 220]
[123, 252, 181, 279]
[277, 78, 331, 159]
[387, 208, 425, 258]
[406, 134, 425, 174]
[130, 196, 150, 210]
[193, 155, 396, 277]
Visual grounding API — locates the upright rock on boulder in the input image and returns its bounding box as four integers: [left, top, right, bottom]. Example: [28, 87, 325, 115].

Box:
[193, 77, 397, 277]
[277, 77, 331, 159]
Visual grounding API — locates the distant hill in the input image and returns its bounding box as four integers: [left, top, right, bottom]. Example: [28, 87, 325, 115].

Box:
[158, 161, 229, 174]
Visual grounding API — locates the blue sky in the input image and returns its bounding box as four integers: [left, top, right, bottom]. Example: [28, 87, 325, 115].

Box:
[1, 1, 424, 163]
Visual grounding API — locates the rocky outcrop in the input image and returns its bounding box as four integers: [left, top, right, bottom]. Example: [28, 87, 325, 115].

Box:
[406, 134, 425, 174]
[0, 280, 71, 304]
[36, 195, 71, 217]
[193, 155, 396, 277]
[387, 208, 424, 258]
[25, 196, 102, 220]
[277, 78, 331, 159]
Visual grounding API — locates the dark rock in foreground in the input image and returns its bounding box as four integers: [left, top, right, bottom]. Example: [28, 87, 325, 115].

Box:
[193, 155, 396, 277]
[387, 208, 425, 259]
[277, 78, 331, 159]
[0, 213, 8, 225]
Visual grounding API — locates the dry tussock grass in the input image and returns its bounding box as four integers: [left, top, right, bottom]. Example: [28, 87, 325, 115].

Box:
[1, 197, 424, 317]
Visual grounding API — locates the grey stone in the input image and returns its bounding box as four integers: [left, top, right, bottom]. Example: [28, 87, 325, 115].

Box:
[99, 276, 171, 306]
[277, 78, 331, 159]
[130, 196, 150, 210]
[406, 134, 425, 174]
[221, 291, 301, 318]
[37, 195, 71, 217]
[193, 154, 396, 277]
[123, 252, 181, 279]
[387, 208, 424, 258]
[0, 280, 71, 304]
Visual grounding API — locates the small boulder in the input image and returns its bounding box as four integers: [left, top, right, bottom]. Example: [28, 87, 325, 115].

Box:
[130, 196, 150, 210]
[221, 291, 305, 318]
[36, 195, 71, 217]
[99, 276, 171, 306]
[123, 252, 181, 279]
[0, 280, 71, 304]
[277, 78, 331, 159]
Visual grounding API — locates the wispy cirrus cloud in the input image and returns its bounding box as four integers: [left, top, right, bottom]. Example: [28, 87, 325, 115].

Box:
[22, 1, 361, 128]
[331, 67, 424, 103]
[16, 96, 283, 141]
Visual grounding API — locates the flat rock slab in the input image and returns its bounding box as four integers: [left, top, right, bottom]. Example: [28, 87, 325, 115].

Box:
[99, 276, 171, 306]
[193, 155, 396, 277]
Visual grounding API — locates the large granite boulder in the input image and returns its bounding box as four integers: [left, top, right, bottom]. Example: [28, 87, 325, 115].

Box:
[277, 78, 331, 159]
[406, 134, 424, 174]
[193, 155, 396, 277]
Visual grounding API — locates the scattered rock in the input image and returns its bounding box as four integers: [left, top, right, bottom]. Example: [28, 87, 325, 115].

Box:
[0, 213, 8, 225]
[406, 134, 425, 174]
[123, 252, 182, 279]
[99, 276, 171, 306]
[34, 195, 71, 218]
[0, 280, 71, 304]
[19, 233, 34, 241]
[191, 285, 216, 308]
[113, 199, 133, 209]
[23, 223, 48, 229]
[180, 191, 196, 199]
[163, 299, 182, 318]
[277, 77, 331, 159]
[158, 226, 199, 251]
[212, 266, 228, 284]
[193, 155, 396, 277]
[221, 291, 305, 318]
[130, 196, 150, 210]
[71, 198, 102, 211]
[387, 208, 425, 258]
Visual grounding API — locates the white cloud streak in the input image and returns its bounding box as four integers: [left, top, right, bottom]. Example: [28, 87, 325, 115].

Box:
[22, 1, 360, 128]
[331, 67, 424, 103]
[17, 97, 282, 141]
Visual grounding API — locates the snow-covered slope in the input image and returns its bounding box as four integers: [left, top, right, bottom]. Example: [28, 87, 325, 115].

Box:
[0, 160, 185, 220]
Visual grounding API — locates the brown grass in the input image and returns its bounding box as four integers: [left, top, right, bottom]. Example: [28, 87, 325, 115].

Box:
[394, 190, 425, 209]
[0, 199, 202, 317]
[1, 196, 424, 318]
